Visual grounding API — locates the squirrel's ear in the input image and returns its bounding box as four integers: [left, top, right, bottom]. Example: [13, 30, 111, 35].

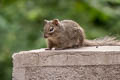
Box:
[52, 19, 59, 26]
[44, 19, 49, 24]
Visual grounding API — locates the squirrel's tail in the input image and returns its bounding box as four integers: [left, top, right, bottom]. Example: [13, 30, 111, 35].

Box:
[83, 36, 120, 46]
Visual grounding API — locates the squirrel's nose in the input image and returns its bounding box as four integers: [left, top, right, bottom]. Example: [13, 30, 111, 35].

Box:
[44, 34, 48, 38]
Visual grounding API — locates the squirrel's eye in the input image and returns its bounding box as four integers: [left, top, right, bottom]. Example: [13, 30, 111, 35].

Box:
[49, 27, 54, 32]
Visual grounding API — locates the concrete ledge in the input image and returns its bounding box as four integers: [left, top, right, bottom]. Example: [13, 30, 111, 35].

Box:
[12, 46, 120, 80]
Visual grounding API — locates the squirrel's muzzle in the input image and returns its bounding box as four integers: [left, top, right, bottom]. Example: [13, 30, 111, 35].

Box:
[44, 34, 48, 38]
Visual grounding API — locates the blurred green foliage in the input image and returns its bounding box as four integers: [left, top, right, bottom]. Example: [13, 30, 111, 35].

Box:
[0, 0, 120, 80]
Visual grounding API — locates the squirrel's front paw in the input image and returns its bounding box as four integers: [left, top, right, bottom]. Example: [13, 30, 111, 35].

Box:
[45, 48, 52, 50]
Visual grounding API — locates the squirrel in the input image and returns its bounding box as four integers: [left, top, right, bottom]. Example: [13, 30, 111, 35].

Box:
[43, 19, 120, 50]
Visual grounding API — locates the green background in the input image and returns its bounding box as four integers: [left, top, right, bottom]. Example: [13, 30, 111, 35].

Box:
[0, 0, 120, 80]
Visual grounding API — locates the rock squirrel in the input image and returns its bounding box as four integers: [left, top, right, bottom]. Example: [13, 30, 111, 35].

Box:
[43, 19, 120, 50]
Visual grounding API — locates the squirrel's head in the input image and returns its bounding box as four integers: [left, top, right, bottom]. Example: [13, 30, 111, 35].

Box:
[43, 19, 62, 39]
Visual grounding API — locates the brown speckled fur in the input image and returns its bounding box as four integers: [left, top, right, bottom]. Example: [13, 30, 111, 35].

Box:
[44, 19, 120, 50]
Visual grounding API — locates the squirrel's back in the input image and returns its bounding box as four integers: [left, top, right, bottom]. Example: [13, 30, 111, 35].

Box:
[61, 20, 83, 29]
[61, 20, 85, 37]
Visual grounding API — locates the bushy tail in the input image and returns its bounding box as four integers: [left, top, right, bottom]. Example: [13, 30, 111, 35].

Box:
[83, 36, 120, 46]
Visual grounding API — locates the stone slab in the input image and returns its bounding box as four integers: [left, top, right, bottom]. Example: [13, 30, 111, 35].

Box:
[12, 46, 120, 80]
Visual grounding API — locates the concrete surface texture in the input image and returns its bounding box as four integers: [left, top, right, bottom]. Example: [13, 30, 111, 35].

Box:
[12, 46, 120, 80]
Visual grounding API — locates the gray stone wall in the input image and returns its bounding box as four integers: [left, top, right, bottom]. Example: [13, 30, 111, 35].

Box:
[12, 46, 120, 80]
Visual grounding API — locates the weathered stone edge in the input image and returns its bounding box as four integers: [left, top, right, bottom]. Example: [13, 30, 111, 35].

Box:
[12, 49, 120, 68]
